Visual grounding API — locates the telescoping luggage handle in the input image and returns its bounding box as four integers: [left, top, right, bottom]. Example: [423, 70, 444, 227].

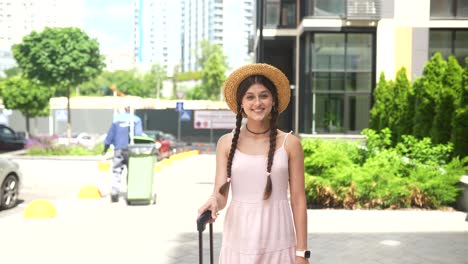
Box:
[197, 210, 213, 264]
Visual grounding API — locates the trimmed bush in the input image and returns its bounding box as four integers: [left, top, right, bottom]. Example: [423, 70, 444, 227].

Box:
[303, 129, 466, 210]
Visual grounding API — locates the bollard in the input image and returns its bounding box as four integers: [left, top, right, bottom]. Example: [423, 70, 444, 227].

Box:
[77, 185, 102, 199]
[24, 199, 57, 219]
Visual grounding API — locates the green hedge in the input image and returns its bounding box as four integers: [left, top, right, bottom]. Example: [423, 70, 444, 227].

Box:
[303, 129, 467, 209]
[27, 143, 103, 156]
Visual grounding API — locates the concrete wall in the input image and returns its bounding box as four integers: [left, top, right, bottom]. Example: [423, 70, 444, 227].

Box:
[376, 0, 431, 81]
[5, 108, 231, 143]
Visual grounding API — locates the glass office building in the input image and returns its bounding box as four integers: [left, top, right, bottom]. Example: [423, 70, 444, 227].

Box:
[254, 0, 468, 134]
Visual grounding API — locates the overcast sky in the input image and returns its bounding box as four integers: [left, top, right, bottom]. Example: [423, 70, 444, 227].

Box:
[82, 0, 134, 54]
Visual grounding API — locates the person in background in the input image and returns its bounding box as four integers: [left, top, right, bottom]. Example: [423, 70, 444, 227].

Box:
[102, 106, 143, 202]
[198, 64, 310, 263]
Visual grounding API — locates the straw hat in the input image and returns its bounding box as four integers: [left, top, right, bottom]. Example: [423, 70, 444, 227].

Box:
[223, 63, 290, 114]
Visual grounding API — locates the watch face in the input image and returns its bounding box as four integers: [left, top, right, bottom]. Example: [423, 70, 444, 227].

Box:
[304, 250, 311, 258]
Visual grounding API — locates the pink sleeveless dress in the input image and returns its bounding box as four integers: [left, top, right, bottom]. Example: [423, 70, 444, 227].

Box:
[219, 133, 296, 263]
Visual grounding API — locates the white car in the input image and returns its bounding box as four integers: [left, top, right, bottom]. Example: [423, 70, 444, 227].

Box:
[0, 158, 22, 210]
[57, 132, 97, 149]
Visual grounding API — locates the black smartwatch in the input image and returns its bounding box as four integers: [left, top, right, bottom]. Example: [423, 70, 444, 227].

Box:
[296, 250, 311, 259]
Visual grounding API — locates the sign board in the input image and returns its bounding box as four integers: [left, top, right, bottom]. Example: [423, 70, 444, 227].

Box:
[176, 101, 184, 111]
[194, 110, 236, 129]
[55, 110, 68, 122]
[180, 110, 191, 121]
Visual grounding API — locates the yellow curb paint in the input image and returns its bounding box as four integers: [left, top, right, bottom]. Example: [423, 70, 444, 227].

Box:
[154, 164, 163, 172]
[98, 160, 110, 172]
[161, 158, 172, 166]
[77, 185, 102, 199]
[24, 199, 57, 219]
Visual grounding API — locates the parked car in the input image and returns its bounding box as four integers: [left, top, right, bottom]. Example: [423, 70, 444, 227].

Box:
[56, 132, 97, 149]
[0, 158, 22, 210]
[0, 125, 26, 152]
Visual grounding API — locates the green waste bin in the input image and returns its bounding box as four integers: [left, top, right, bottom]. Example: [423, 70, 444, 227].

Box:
[126, 136, 157, 205]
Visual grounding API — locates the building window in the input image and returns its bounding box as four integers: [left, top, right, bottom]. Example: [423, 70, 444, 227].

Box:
[430, 0, 468, 18]
[301, 32, 374, 134]
[264, 0, 296, 27]
[304, 0, 345, 17]
[429, 29, 468, 66]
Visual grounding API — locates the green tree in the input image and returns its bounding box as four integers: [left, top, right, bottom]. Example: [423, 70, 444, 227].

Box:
[12, 27, 105, 138]
[197, 40, 219, 69]
[370, 72, 393, 130]
[171, 65, 180, 99]
[1, 67, 22, 80]
[197, 41, 228, 100]
[78, 73, 113, 96]
[185, 85, 204, 100]
[392, 68, 414, 142]
[413, 52, 446, 138]
[110, 70, 150, 97]
[79, 69, 156, 98]
[432, 55, 462, 144]
[143, 63, 167, 99]
[451, 58, 468, 157]
[0, 76, 53, 133]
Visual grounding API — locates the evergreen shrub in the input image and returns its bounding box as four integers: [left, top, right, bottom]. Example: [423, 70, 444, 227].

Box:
[303, 129, 466, 209]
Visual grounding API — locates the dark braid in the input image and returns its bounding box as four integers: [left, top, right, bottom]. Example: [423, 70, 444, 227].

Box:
[219, 109, 243, 197]
[263, 106, 279, 200]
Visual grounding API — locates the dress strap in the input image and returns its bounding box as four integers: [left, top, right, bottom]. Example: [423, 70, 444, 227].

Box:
[282, 131, 293, 148]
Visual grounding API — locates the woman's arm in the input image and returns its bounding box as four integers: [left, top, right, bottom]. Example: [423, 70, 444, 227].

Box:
[198, 133, 231, 220]
[287, 135, 309, 254]
[211, 133, 231, 210]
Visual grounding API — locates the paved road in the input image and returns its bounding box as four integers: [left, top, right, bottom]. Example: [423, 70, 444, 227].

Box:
[0, 154, 467, 264]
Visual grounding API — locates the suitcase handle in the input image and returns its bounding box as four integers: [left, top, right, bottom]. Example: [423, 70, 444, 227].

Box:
[197, 210, 212, 232]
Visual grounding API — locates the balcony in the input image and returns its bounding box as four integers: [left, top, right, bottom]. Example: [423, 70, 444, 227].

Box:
[302, 0, 381, 20]
[346, 0, 382, 20]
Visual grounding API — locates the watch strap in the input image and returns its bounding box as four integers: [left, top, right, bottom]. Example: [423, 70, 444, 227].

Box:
[295, 250, 311, 259]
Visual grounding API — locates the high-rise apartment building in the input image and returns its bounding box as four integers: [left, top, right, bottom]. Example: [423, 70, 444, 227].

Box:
[134, 0, 254, 74]
[223, 0, 254, 73]
[0, 0, 83, 77]
[134, 0, 182, 75]
[181, 0, 218, 72]
[181, 0, 254, 72]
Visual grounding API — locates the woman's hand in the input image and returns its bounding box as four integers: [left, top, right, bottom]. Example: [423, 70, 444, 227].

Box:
[198, 196, 219, 223]
[295, 256, 310, 264]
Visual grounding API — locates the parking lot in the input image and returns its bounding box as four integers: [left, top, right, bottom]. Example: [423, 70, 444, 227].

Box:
[0, 154, 467, 264]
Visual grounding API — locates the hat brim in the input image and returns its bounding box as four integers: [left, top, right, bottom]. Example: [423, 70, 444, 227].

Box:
[223, 64, 290, 114]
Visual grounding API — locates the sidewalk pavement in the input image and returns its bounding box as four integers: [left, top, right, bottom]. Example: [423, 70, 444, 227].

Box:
[0, 154, 467, 264]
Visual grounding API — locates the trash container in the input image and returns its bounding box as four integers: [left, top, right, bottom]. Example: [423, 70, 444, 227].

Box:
[126, 136, 158, 205]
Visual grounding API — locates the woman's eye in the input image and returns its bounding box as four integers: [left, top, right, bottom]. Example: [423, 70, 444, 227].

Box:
[260, 94, 269, 99]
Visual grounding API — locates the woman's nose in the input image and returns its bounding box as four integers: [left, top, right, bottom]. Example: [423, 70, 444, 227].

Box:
[253, 97, 262, 105]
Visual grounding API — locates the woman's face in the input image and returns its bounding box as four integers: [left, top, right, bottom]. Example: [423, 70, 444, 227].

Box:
[241, 83, 274, 121]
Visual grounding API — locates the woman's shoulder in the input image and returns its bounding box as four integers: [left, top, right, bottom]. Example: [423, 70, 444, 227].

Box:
[277, 130, 301, 150]
[218, 131, 233, 141]
[216, 132, 234, 149]
[276, 129, 298, 139]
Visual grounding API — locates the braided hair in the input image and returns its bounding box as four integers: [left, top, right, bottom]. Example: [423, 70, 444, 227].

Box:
[219, 75, 279, 200]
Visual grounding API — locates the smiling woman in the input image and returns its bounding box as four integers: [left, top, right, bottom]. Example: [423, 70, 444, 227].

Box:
[198, 64, 310, 264]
